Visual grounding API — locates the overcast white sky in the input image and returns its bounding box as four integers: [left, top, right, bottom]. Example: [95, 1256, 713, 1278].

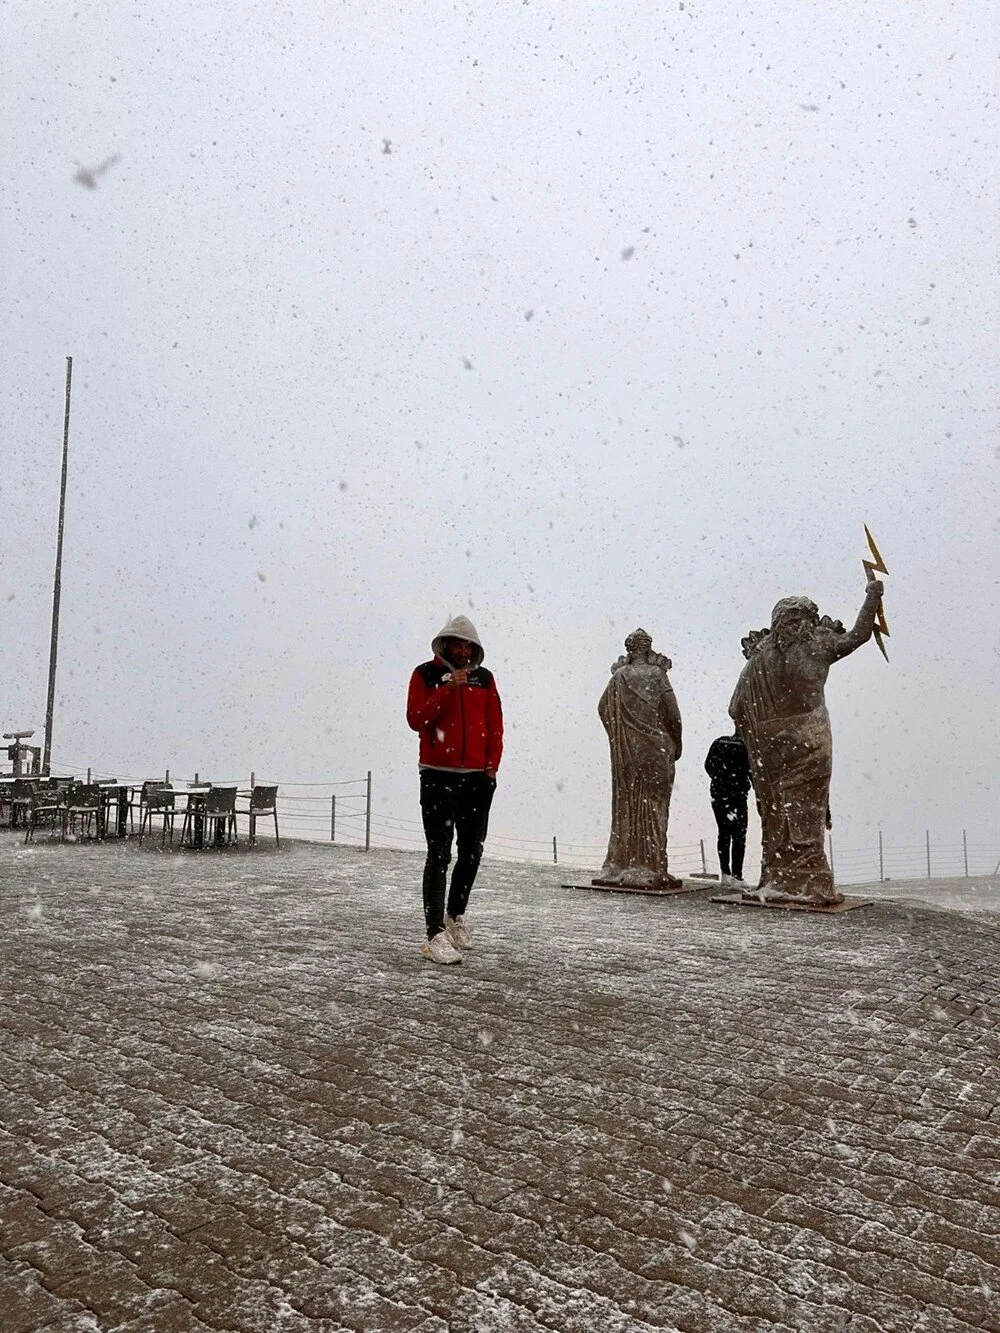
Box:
[2, 2, 997, 872]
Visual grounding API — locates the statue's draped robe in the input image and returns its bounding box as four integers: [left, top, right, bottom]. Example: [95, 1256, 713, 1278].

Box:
[598, 663, 680, 885]
[730, 644, 836, 903]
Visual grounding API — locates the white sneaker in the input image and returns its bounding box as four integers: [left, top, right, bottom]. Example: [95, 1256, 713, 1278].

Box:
[444, 914, 472, 951]
[421, 931, 463, 965]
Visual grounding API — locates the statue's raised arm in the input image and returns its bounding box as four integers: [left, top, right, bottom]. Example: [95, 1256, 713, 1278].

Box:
[821, 578, 885, 662]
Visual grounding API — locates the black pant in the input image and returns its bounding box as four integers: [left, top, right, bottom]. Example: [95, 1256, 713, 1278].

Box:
[420, 769, 496, 939]
[712, 796, 748, 878]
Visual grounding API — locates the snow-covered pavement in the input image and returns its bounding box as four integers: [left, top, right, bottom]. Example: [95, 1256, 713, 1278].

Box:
[840, 876, 1000, 918]
[1, 833, 998, 1331]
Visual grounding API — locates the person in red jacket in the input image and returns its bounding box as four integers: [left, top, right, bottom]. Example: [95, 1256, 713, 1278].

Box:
[406, 615, 503, 964]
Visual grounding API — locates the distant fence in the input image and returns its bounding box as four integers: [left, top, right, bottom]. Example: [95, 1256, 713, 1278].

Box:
[39, 756, 998, 884]
[827, 830, 999, 885]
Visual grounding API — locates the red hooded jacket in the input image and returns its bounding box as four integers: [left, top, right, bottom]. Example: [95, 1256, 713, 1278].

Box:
[406, 616, 503, 772]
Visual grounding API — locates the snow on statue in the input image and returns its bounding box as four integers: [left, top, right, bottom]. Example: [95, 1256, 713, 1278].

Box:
[729, 577, 885, 906]
[597, 629, 683, 890]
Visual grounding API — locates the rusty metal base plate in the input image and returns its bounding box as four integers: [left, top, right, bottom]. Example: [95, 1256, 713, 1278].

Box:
[562, 879, 704, 897]
[710, 891, 874, 914]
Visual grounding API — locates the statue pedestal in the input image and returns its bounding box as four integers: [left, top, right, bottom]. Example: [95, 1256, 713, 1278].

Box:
[561, 877, 704, 897]
[710, 890, 873, 914]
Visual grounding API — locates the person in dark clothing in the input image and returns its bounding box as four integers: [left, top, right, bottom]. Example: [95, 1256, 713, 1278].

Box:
[406, 614, 503, 964]
[704, 728, 752, 883]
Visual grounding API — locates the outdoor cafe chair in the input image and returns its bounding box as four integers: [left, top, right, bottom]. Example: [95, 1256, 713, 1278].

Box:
[9, 778, 38, 830]
[96, 780, 129, 838]
[61, 783, 106, 841]
[181, 784, 237, 848]
[24, 785, 66, 843]
[137, 783, 180, 845]
[127, 779, 167, 835]
[237, 784, 279, 847]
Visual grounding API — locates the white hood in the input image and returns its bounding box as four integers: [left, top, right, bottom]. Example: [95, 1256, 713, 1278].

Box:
[431, 614, 485, 668]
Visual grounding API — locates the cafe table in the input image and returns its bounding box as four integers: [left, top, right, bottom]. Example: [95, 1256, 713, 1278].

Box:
[167, 785, 212, 848]
[97, 781, 133, 839]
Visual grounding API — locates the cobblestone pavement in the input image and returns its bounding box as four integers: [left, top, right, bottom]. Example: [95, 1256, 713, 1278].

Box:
[1, 833, 998, 1332]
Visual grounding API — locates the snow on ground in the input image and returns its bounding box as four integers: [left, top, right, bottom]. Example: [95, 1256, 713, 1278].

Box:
[1, 831, 998, 1332]
[844, 875, 1000, 917]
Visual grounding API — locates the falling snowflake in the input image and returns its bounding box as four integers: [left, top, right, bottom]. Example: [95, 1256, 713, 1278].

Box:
[73, 154, 120, 189]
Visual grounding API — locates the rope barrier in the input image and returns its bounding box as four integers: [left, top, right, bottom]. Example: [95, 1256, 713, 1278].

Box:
[32, 756, 998, 879]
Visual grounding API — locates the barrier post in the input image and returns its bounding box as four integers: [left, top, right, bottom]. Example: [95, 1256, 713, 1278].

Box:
[365, 771, 372, 851]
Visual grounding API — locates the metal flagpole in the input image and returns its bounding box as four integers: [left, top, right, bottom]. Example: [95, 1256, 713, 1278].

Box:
[42, 356, 73, 776]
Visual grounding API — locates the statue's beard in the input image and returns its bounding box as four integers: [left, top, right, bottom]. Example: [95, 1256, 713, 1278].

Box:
[773, 620, 816, 654]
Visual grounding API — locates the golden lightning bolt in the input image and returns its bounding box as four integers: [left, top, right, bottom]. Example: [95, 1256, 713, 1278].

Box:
[862, 524, 890, 661]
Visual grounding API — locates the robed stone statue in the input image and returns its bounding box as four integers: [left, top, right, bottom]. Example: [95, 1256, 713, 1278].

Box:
[597, 629, 683, 889]
[729, 578, 884, 905]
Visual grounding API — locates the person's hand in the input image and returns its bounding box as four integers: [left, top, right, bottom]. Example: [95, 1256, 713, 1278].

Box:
[485, 767, 496, 780]
[448, 668, 469, 686]
[866, 578, 884, 600]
